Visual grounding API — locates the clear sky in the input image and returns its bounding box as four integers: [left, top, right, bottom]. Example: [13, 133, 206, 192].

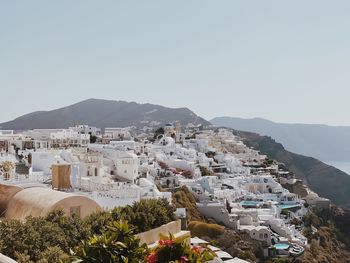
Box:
[1, 1, 350, 125]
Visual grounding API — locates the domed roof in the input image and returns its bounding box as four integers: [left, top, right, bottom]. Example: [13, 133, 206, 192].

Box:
[0, 253, 17, 263]
[5, 187, 100, 220]
[0, 184, 23, 215]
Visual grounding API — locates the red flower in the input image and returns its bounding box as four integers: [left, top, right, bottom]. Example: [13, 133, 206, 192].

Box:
[165, 239, 174, 246]
[191, 246, 201, 254]
[159, 239, 174, 247]
[147, 252, 158, 263]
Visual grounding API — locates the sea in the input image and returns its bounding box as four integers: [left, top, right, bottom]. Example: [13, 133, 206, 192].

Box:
[326, 162, 350, 175]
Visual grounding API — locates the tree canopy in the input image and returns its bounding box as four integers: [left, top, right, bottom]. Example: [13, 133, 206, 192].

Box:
[0, 199, 176, 262]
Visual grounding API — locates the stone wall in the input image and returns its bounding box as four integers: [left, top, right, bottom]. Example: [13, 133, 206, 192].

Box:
[136, 220, 190, 245]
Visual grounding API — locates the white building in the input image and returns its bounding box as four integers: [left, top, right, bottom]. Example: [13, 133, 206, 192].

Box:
[0, 130, 14, 135]
[115, 152, 139, 182]
[88, 144, 139, 182]
[24, 129, 90, 147]
[24, 129, 62, 141]
[104, 128, 132, 141]
[70, 125, 101, 136]
[31, 150, 59, 176]
[51, 129, 90, 147]
[109, 140, 137, 151]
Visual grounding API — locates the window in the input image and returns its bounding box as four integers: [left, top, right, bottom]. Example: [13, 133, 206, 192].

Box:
[70, 206, 81, 217]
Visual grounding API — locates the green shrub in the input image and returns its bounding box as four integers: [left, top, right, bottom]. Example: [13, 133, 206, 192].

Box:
[0, 210, 89, 262]
[111, 198, 176, 233]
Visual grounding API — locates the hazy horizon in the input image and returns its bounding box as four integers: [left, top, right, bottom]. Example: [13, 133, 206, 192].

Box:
[2, 1, 350, 125]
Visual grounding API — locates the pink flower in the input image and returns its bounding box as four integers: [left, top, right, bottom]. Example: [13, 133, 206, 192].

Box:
[180, 256, 188, 262]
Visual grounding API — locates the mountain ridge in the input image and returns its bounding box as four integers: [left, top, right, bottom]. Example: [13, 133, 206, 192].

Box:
[215, 116, 350, 128]
[0, 99, 210, 130]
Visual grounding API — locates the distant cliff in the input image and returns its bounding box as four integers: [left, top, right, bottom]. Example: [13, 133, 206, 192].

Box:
[211, 116, 350, 162]
[0, 99, 210, 130]
[235, 130, 350, 208]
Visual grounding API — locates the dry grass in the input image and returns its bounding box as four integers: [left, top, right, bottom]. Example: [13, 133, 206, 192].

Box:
[187, 221, 225, 239]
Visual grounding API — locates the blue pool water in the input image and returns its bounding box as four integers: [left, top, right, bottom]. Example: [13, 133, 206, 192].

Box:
[240, 201, 260, 207]
[278, 204, 301, 210]
[274, 243, 290, 250]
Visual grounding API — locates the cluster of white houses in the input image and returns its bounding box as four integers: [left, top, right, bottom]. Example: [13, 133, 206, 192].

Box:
[0, 123, 331, 261]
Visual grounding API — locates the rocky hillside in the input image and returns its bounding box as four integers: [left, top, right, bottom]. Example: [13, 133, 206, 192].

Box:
[0, 99, 210, 130]
[234, 130, 350, 208]
[211, 116, 350, 162]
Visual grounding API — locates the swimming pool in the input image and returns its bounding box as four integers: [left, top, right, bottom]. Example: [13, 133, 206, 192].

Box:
[240, 201, 261, 207]
[274, 243, 290, 250]
[278, 204, 301, 210]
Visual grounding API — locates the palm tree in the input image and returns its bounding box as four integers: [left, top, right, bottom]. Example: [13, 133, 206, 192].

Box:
[73, 220, 148, 263]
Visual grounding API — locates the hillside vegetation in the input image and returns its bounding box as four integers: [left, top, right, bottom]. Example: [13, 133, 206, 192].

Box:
[0, 199, 175, 262]
[172, 186, 205, 222]
[187, 221, 225, 239]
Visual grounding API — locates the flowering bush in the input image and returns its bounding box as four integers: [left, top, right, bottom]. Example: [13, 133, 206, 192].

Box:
[147, 234, 215, 263]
